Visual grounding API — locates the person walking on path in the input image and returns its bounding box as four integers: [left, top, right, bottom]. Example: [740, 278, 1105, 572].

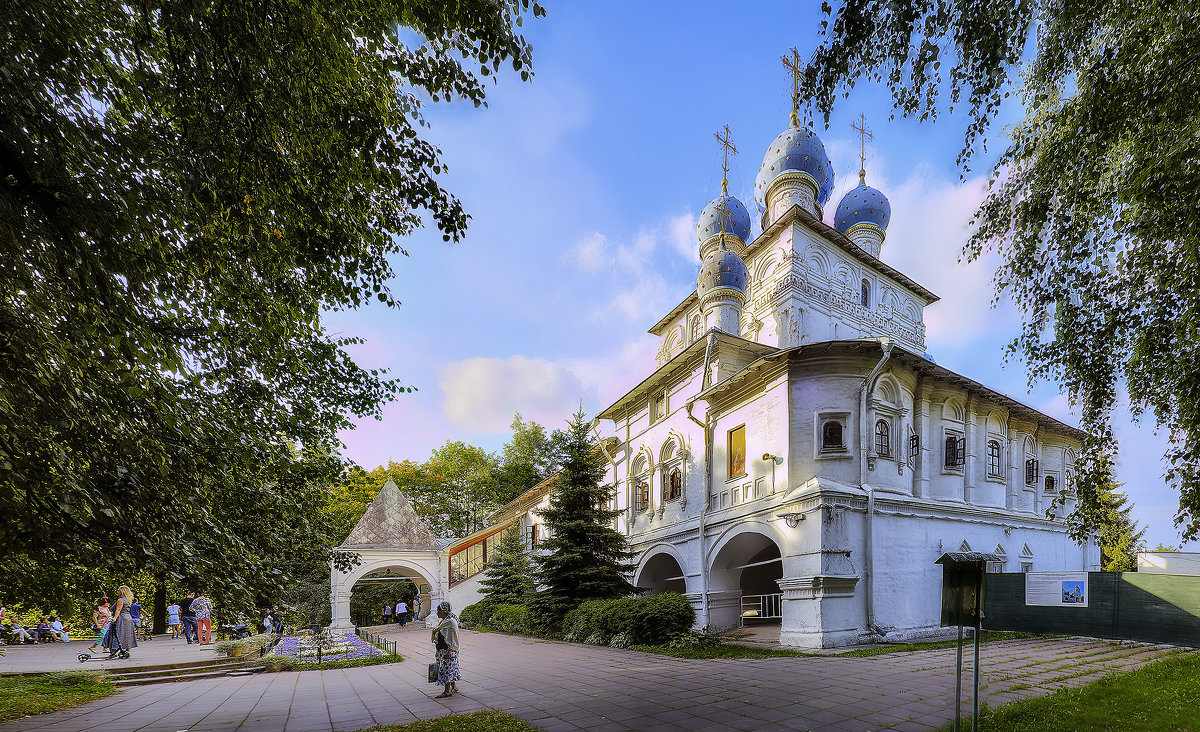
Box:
[431, 600, 460, 698]
[102, 586, 138, 658]
[167, 601, 181, 639]
[192, 591, 214, 644]
[129, 599, 143, 638]
[395, 599, 407, 627]
[86, 599, 113, 653]
[414, 595, 422, 623]
[381, 602, 391, 625]
[179, 592, 197, 644]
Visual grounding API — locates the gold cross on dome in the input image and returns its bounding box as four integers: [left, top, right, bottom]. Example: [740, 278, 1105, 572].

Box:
[714, 124, 738, 195]
[852, 113, 873, 184]
[781, 47, 803, 126]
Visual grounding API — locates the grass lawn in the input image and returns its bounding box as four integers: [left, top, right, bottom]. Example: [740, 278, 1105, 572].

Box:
[353, 710, 539, 732]
[938, 650, 1200, 731]
[631, 630, 1053, 660]
[835, 630, 1053, 657]
[0, 671, 116, 722]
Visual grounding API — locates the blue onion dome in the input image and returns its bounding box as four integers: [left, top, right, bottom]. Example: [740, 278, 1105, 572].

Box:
[834, 179, 892, 236]
[697, 246, 748, 300]
[754, 124, 836, 206]
[696, 194, 752, 245]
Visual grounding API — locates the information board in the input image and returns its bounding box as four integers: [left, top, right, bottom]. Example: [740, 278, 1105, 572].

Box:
[1025, 571, 1089, 607]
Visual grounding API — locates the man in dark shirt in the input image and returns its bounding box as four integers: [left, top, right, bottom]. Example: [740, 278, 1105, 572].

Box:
[178, 592, 197, 644]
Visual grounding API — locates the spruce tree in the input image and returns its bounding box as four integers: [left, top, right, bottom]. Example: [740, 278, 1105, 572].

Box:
[532, 408, 635, 625]
[1094, 482, 1146, 572]
[477, 524, 536, 606]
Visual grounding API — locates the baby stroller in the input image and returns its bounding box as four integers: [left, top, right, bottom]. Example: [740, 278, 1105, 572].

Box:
[78, 624, 129, 662]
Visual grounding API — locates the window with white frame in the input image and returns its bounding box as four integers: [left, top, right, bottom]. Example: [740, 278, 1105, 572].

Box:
[1044, 474, 1057, 493]
[650, 391, 667, 423]
[632, 456, 650, 513]
[875, 419, 891, 457]
[908, 432, 920, 466]
[817, 412, 850, 455]
[660, 441, 682, 503]
[986, 439, 1003, 478]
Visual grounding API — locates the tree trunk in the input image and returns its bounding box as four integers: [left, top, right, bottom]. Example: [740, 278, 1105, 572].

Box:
[153, 574, 167, 635]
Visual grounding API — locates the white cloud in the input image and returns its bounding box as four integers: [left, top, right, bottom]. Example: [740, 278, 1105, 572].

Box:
[668, 212, 698, 263]
[440, 356, 591, 433]
[868, 166, 1000, 348]
[438, 336, 664, 436]
[566, 213, 698, 323]
[570, 231, 611, 273]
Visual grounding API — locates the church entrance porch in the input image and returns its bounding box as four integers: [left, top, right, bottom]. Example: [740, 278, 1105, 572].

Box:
[707, 531, 783, 631]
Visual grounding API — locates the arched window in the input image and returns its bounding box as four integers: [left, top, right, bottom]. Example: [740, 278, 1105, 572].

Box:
[632, 456, 650, 512]
[664, 467, 682, 501]
[690, 316, 702, 343]
[822, 421, 844, 451]
[861, 278, 870, 307]
[1044, 475, 1057, 493]
[987, 440, 1002, 477]
[874, 419, 891, 457]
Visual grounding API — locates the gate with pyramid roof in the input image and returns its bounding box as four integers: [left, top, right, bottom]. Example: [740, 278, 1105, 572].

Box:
[329, 480, 447, 631]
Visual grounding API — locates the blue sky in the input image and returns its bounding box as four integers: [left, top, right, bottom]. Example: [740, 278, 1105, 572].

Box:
[324, 2, 1186, 550]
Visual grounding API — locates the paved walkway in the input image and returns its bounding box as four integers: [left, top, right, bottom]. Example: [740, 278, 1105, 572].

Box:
[1, 625, 1190, 732]
[1, 635, 221, 674]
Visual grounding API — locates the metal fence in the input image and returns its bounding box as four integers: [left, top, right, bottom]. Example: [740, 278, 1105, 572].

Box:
[355, 627, 399, 656]
[982, 571, 1200, 647]
[740, 592, 782, 626]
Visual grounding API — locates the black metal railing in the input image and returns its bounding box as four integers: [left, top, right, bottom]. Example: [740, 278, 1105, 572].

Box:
[355, 626, 398, 656]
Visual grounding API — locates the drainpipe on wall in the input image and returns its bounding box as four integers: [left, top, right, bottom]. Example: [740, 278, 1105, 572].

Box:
[685, 331, 719, 628]
[859, 337, 893, 639]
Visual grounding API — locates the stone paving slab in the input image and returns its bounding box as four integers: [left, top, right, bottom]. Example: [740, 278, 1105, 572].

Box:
[1, 625, 1191, 732]
[0, 635, 223, 675]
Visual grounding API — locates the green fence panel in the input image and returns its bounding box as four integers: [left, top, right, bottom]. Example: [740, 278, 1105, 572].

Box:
[981, 572, 1200, 648]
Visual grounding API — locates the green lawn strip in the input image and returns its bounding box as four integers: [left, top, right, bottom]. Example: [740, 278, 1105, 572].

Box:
[937, 651, 1200, 732]
[629, 643, 813, 659]
[351, 710, 539, 732]
[833, 631, 1056, 657]
[0, 671, 116, 722]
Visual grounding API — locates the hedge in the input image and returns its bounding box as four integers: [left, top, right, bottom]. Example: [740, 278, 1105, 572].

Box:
[562, 593, 694, 645]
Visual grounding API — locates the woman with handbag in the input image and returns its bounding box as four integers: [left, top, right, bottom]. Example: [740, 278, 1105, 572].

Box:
[430, 601, 460, 698]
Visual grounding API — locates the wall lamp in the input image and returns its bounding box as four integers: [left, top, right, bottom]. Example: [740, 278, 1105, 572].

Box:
[777, 511, 805, 528]
[762, 453, 779, 463]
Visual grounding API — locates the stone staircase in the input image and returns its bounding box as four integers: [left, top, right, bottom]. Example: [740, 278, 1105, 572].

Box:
[106, 652, 263, 687]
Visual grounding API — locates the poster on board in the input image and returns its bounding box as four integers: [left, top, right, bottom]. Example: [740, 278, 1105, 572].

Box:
[1025, 571, 1089, 607]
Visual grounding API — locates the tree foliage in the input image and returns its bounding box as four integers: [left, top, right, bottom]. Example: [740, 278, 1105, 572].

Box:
[1079, 479, 1146, 572]
[0, 0, 542, 597]
[532, 409, 634, 624]
[495, 413, 559, 505]
[477, 524, 535, 606]
[805, 1, 1200, 539]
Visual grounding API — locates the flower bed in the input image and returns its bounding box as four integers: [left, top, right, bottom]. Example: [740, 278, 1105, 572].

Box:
[270, 631, 384, 662]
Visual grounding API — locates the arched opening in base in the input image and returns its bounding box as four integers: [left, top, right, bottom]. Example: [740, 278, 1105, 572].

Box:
[636, 552, 686, 595]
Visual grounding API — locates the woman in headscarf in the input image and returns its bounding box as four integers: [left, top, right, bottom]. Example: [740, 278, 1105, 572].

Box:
[103, 586, 138, 658]
[431, 600, 460, 698]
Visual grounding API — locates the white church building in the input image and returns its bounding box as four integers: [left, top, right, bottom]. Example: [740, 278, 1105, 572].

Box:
[331, 105, 1098, 647]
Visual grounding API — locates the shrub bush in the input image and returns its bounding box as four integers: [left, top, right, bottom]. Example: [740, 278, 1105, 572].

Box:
[489, 604, 530, 635]
[584, 631, 609, 646]
[665, 628, 722, 649]
[562, 593, 694, 645]
[608, 632, 631, 649]
[459, 600, 498, 630]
